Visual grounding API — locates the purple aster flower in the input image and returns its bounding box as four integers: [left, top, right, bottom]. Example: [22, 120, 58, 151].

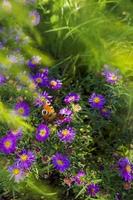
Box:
[56, 108, 73, 125]
[118, 158, 133, 182]
[17, 150, 35, 169]
[100, 107, 111, 119]
[57, 127, 76, 143]
[49, 79, 62, 90]
[32, 72, 48, 87]
[88, 93, 106, 109]
[52, 153, 70, 172]
[15, 101, 30, 117]
[36, 124, 50, 142]
[8, 163, 25, 182]
[0, 73, 6, 85]
[102, 67, 120, 85]
[29, 10, 40, 26]
[74, 170, 86, 185]
[35, 91, 52, 107]
[64, 92, 80, 104]
[27, 56, 41, 68]
[87, 183, 100, 197]
[0, 135, 16, 154]
[7, 129, 22, 140]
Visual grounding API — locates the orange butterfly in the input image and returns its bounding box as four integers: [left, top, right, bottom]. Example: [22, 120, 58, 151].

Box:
[42, 100, 57, 122]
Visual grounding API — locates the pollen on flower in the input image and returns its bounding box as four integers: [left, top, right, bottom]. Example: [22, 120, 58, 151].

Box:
[111, 74, 117, 81]
[40, 129, 46, 136]
[50, 81, 57, 86]
[93, 97, 100, 103]
[125, 165, 131, 173]
[62, 129, 69, 136]
[40, 97, 46, 102]
[4, 141, 11, 148]
[36, 78, 42, 83]
[18, 108, 24, 115]
[20, 154, 28, 161]
[13, 168, 20, 175]
[57, 159, 64, 166]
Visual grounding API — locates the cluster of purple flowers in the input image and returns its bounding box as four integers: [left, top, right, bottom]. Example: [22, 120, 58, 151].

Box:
[88, 93, 111, 119]
[72, 171, 100, 197]
[87, 67, 121, 119]
[1, 34, 122, 198]
[35, 91, 53, 107]
[29, 66, 62, 92]
[0, 127, 35, 182]
[88, 92, 111, 119]
[8, 149, 35, 182]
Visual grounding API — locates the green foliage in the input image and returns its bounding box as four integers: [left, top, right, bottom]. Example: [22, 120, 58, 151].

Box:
[38, 0, 133, 77]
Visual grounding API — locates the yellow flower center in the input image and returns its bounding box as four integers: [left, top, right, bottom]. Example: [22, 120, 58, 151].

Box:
[40, 97, 46, 102]
[50, 81, 57, 86]
[111, 75, 117, 81]
[91, 188, 95, 193]
[57, 159, 64, 166]
[125, 164, 131, 173]
[18, 108, 24, 115]
[36, 78, 42, 83]
[40, 129, 46, 137]
[20, 154, 28, 161]
[93, 97, 100, 103]
[13, 168, 20, 175]
[62, 129, 69, 136]
[31, 15, 36, 22]
[4, 140, 11, 148]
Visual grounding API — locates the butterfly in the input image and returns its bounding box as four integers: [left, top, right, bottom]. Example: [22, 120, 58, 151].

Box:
[42, 100, 67, 123]
[42, 100, 57, 122]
